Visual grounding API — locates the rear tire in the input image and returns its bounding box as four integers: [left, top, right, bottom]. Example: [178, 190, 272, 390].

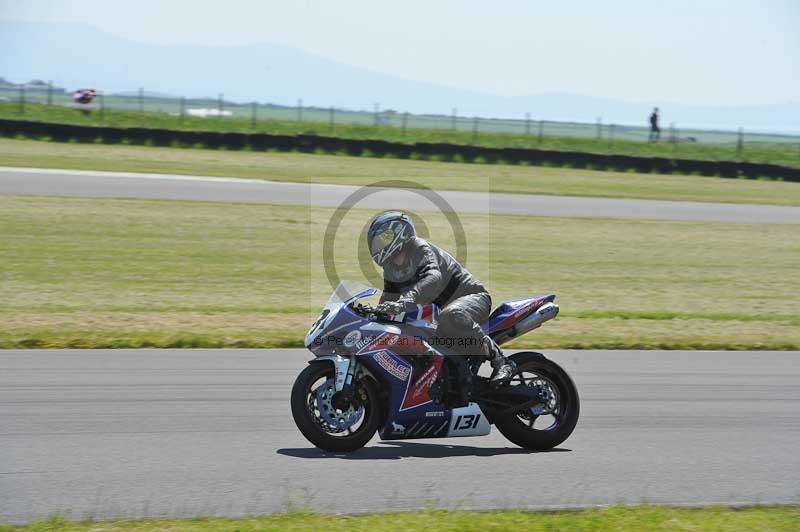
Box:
[290, 362, 381, 452]
[494, 352, 579, 451]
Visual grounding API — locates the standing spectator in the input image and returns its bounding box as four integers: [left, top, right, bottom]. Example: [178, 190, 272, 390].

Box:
[649, 107, 661, 142]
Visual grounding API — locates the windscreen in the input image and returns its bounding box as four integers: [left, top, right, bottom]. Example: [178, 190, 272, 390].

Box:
[325, 281, 377, 308]
[306, 281, 377, 348]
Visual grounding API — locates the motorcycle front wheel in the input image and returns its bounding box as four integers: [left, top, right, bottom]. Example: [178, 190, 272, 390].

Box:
[494, 351, 580, 451]
[290, 361, 381, 452]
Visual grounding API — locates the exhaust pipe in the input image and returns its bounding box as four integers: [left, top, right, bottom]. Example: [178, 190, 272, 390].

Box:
[494, 303, 559, 345]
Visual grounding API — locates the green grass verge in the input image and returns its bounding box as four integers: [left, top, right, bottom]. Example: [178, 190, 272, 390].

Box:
[2, 195, 798, 350]
[2, 138, 800, 206]
[3, 506, 799, 532]
[3, 102, 800, 168]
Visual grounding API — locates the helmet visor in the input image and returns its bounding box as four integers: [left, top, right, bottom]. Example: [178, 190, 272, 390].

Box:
[370, 229, 396, 256]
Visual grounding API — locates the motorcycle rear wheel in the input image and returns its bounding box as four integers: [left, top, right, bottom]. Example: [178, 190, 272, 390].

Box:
[494, 352, 580, 451]
[290, 361, 381, 452]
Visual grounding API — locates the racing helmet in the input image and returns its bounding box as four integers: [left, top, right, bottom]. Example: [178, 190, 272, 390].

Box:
[367, 211, 416, 266]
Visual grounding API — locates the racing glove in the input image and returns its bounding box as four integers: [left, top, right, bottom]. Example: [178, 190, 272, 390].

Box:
[377, 298, 420, 316]
[375, 300, 406, 317]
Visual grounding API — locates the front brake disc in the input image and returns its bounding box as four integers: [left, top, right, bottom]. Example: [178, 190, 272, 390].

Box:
[313, 378, 364, 432]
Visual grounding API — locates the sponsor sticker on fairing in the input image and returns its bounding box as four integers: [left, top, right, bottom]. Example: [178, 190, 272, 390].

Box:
[355, 335, 375, 351]
[411, 364, 438, 399]
[343, 330, 361, 347]
[372, 351, 411, 381]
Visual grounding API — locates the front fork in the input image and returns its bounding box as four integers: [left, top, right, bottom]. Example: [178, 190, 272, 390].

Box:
[314, 354, 359, 409]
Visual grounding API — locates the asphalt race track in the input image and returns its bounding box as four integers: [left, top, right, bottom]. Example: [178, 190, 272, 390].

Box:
[2, 167, 800, 224]
[2, 349, 798, 523]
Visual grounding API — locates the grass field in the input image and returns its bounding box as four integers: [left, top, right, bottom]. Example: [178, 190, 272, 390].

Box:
[2, 195, 798, 350]
[3, 138, 800, 206]
[3, 506, 798, 532]
[3, 102, 800, 168]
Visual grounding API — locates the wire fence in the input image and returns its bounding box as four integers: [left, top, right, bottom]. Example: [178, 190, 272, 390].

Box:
[2, 83, 800, 158]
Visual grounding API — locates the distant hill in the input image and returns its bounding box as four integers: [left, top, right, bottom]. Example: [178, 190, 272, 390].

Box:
[113, 90, 181, 99]
[1, 20, 798, 132]
[0, 76, 65, 92]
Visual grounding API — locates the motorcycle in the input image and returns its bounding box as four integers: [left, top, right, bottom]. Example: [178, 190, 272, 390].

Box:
[291, 282, 579, 452]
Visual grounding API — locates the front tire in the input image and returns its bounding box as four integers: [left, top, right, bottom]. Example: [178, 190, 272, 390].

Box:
[290, 361, 381, 452]
[494, 352, 580, 451]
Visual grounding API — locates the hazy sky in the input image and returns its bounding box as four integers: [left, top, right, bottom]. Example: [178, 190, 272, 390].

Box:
[2, 0, 798, 105]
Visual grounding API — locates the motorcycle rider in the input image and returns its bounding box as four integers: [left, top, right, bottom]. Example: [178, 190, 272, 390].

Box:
[368, 211, 515, 384]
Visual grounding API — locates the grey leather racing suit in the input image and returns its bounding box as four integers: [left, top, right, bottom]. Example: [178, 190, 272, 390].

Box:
[379, 236, 501, 360]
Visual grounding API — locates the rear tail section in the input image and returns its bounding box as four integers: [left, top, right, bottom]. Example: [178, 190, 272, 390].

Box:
[491, 303, 559, 345]
[481, 295, 560, 346]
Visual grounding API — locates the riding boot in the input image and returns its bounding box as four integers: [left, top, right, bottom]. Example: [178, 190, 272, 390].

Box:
[485, 335, 515, 384]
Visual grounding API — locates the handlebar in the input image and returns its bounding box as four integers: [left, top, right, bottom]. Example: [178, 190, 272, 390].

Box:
[352, 302, 398, 322]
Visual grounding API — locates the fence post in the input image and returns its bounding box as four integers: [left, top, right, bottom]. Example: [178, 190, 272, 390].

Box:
[99, 92, 105, 125]
[596, 117, 602, 140]
[401, 112, 408, 136]
[179, 97, 186, 124]
[250, 101, 257, 128]
[609, 123, 615, 146]
[538, 120, 544, 144]
[451, 108, 457, 131]
[472, 116, 479, 143]
[736, 127, 744, 159]
[47, 80, 53, 106]
[138, 87, 144, 113]
[18, 85, 24, 115]
[217, 93, 224, 116]
[670, 122, 676, 146]
[329, 106, 335, 132]
[297, 99, 303, 122]
[374, 103, 380, 127]
[525, 112, 531, 135]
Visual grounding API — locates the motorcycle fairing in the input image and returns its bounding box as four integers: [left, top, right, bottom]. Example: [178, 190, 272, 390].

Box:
[356, 338, 438, 413]
[379, 401, 491, 440]
[400, 303, 438, 329]
[306, 302, 365, 356]
[355, 340, 492, 440]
